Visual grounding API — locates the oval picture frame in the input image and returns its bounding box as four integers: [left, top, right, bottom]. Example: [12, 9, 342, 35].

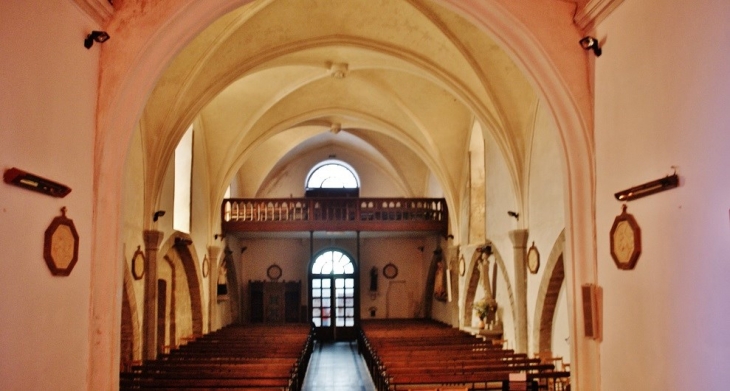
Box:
[527, 241, 540, 274]
[132, 246, 145, 280]
[267, 264, 282, 281]
[383, 263, 398, 279]
[202, 255, 210, 278]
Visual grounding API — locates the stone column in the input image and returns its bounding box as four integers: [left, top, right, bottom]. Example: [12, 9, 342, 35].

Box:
[142, 230, 164, 360]
[207, 246, 221, 332]
[509, 229, 529, 353]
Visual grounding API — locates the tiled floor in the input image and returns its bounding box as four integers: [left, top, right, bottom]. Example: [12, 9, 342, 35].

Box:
[301, 341, 377, 391]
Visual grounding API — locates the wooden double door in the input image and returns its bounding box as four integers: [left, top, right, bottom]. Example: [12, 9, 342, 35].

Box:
[310, 249, 359, 341]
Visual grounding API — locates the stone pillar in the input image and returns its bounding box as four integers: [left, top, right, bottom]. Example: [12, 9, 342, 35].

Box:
[142, 230, 164, 360]
[207, 246, 221, 332]
[509, 229, 529, 353]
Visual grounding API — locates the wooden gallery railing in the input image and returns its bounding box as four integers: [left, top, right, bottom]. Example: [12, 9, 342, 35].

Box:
[222, 198, 448, 234]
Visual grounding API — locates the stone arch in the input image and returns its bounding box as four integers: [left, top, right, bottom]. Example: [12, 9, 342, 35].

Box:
[120, 261, 141, 371]
[157, 234, 205, 338]
[222, 247, 241, 323]
[532, 230, 566, 353]
[462, 243, 515, 333]
[90, 1, 596, 388]
[424, 247, 446, 318]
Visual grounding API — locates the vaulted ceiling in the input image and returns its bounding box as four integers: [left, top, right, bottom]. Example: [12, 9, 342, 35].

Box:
[138, 0, 541, 205]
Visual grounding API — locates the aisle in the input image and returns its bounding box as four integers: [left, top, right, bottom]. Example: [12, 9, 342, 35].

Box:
[301, 341, 377, 391]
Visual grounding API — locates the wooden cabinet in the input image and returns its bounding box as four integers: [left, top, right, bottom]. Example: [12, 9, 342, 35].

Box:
[249, 280, 301, 323]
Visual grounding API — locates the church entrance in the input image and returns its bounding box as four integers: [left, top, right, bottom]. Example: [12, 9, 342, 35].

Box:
[310, 249, 358, 341]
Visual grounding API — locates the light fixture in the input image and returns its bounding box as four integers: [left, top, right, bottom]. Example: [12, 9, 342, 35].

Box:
[3, 167, 71, 198]
[327, 62, 349, 79]
[508, 211, 520, 220]
[84, 30, 110, 49]
[579, 36, 602, 57]
[153, 210, 166, 222]
[214, 233, 225, 240]
[479, 245, 492, 256]
[614, 172, 679, 201]
[174, 237, 192, 246]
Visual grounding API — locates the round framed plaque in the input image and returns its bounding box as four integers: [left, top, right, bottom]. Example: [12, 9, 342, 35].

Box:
[383, 263, 398, 279]
[267, 264, 282, 280]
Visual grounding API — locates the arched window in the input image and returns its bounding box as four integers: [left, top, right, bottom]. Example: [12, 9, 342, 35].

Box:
[310, 250, 356, 329]
[305, 160, 360, 197]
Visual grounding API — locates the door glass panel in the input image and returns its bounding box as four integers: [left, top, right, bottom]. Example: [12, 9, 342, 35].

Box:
[311, 251, 356, 334]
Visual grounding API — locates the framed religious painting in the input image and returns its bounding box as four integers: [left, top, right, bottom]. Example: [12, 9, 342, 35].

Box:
[43, 207, 79, 276]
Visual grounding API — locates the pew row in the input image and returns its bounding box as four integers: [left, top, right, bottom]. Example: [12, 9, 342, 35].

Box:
[358, 319, 570, 391]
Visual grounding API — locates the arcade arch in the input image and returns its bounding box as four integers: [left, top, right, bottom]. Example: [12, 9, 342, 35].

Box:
[89, 2, 597, 390]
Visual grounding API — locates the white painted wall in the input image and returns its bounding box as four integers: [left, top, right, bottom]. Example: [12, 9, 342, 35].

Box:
[0, 1, 98, 389]
[596, 1, 730, 389]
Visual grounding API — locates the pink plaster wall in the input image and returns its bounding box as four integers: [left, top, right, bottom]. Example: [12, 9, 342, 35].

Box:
[595, 1, 730, 389]
[0, 0, 98, 389]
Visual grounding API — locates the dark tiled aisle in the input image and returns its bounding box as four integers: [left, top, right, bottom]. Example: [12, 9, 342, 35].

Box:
[301, 341, 377, 391]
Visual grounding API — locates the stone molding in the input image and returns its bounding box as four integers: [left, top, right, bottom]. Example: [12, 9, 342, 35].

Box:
[70, 0, 114, 26]
[575, 0, 626, 30]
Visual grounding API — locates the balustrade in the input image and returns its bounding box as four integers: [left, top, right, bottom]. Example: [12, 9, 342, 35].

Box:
[222, 197, 447, 234]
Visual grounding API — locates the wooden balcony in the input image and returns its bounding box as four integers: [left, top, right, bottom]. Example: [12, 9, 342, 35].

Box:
[221, 198, 448, 235]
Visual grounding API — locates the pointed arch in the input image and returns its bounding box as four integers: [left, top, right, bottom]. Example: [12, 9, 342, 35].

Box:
[120, 262, 142, 371]
[90, 1, 596, 388]
[157, 234, 205, 338]
[532, 230, 566, 353]
[462, 243, 515, 333]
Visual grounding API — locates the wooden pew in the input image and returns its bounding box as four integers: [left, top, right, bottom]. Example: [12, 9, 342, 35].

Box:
[359, 319, 570, 391]
[120, 324, 313, 391]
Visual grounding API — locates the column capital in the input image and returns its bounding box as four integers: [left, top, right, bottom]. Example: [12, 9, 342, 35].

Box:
[509, 229, 529, 249]
[207, 245, 221, 261]
[143, 230, 164, 250]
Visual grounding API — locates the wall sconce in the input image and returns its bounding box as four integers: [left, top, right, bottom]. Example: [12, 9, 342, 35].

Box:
[479, 245, 492, 256]
[579, 36, 602, 57]
[153, 210, 166, 222]
[3, 167, 71, 198]
[614, 172, 679, 201]
[508, 211, 519, 220]
[84, 31, 110, 49]
[174, 237, 192, 247]
[240, 246, 248, 254]
[214, 233, 225, 240]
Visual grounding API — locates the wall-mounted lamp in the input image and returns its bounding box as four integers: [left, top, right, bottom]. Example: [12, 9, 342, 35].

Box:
[479, 245, 493, 256]
[3, 167, 71, 198]
[615, 172, 679, 201]
[214, 233, 225, 240]
[443, 234, 454, 240]
[240, 246, 248, 254]
[174, 237, 192, 247]
[153, 210, 166, 222]
[508, 211, 520, 221]
[579, 36, 602, 57]
[84, 30, 110, 49]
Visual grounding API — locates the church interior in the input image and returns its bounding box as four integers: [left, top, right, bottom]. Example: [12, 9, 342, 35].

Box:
[2, 0, 730, 390]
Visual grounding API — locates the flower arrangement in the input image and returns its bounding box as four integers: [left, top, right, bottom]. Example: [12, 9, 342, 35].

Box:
[472, 297, 498, 320]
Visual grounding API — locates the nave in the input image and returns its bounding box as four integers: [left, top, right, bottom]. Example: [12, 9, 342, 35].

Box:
[301, 341, 376, 391]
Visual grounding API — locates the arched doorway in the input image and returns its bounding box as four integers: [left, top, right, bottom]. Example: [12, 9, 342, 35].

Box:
[309, 249, 358, 341]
